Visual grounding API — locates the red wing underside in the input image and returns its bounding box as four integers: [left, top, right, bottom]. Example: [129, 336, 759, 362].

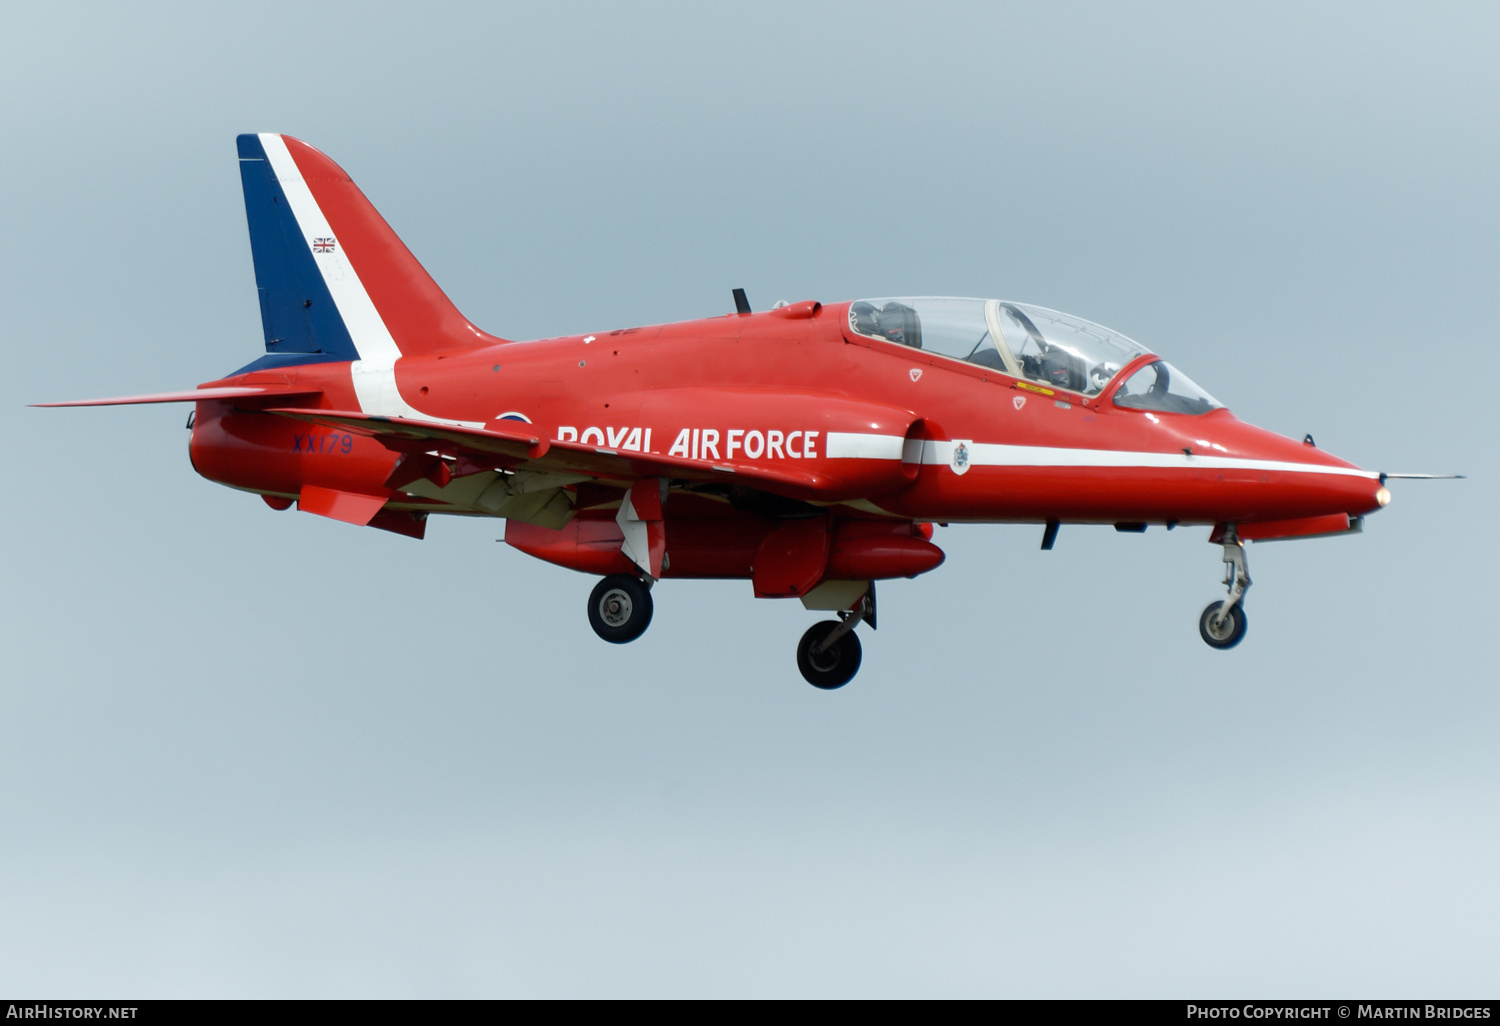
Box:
[263, 408, 830, 497]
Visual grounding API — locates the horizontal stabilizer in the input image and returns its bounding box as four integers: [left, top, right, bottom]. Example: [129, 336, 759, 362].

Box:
[34, 386, 321, 407]
[263, 408, 830, 499]
[267, 408, 549, 458]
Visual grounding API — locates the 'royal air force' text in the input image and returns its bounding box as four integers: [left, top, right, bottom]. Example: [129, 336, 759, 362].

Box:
[555, 427, 819, 461]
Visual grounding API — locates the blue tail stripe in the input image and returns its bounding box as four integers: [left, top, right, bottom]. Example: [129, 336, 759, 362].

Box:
[236, 134, 358, 363]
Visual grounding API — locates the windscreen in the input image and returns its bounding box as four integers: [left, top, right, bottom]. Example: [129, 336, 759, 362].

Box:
[1111, 360, 1223, 415]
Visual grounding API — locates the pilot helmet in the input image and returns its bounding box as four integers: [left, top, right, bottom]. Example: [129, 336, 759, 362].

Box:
[876, 303, 911, 345]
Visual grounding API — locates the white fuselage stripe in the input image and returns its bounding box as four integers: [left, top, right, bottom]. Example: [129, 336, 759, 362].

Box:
[826, 432, 1377, 479]
[257, 134, 485, 429]
[825, 431, 907, 460]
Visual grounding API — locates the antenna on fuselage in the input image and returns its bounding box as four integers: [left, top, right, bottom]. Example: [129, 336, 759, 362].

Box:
[732, 288, 751, 315]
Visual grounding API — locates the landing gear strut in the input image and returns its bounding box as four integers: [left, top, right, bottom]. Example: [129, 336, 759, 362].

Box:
[588, 573, 654, 644]
[796, 589, 874, 689]
[1199, 528, 1250, 649]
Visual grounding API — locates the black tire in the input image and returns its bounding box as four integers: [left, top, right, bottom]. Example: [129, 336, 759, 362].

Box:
[588, 574, 653, 644]
[796, 621, 863, 689]
[1199, 601, 1248, 649]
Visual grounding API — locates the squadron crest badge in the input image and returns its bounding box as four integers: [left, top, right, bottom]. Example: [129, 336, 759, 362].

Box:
[950, 440, 972, 475]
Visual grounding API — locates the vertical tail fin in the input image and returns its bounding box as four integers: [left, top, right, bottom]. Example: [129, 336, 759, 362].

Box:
[236, 133, 497, 371]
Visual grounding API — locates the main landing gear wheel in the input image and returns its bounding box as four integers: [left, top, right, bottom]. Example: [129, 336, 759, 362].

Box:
[588, 574, 653, 644]
[796, 621, 863, 690]
[1199, 602, 1248, 649]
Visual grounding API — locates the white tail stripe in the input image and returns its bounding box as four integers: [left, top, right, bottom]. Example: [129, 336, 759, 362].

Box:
[828, 433, 1379, 479]
[257, 134, 485, 430]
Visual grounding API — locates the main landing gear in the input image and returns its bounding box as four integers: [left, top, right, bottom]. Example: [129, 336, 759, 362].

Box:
[796, 589, 876, 690]
[587, 573, 654, 644]
[1199, 528, 1251, 650]
[583, 572, 875, 690]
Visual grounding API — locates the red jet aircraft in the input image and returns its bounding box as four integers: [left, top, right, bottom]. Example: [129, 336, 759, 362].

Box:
[39, 134, 1455, 688]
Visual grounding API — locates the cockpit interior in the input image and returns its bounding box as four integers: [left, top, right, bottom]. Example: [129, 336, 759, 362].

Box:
[848, 297, 1222, 415]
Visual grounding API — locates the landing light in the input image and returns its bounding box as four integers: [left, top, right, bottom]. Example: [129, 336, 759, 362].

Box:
[1376, 486, 1392, 507]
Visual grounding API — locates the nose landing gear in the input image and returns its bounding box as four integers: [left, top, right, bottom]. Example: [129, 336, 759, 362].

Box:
[588, 573, 654, 644]
[1199, 528, 1250, 649]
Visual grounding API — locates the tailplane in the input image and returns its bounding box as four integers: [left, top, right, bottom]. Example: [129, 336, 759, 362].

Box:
[235, 133, 498, 373]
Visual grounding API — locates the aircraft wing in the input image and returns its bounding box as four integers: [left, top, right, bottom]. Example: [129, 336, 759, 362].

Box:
[263, 408, 831, 497]
[34, 386, 322, 407]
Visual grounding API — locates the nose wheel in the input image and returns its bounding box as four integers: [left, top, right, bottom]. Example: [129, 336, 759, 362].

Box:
[588, 573, 654, 643]
[1199, 601, 1248, 648]
[1199, 528, 1250, 649]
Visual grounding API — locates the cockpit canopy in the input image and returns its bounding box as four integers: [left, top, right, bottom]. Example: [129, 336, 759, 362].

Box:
[848, 297, 1223, 413]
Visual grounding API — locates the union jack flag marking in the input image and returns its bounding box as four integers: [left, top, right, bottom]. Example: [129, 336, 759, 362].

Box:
[312, 237, 336, 253]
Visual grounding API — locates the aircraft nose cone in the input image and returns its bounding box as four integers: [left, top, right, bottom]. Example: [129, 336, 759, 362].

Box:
[1208, 414, 1386, 519]
[1287, 451, 1386, 518]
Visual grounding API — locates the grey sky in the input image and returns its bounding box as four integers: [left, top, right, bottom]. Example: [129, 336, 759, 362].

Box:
[1, 0, 1495, 997]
